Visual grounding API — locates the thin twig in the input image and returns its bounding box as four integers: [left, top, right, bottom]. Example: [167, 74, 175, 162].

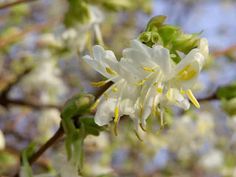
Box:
[0, 68, 32, 98]
[197, 93, 218, 102]
[13, 126, 64, 177]
[29, 126, 64, 164]
[0, 19, 59, 48]
[7, 98, 62, 110]
[0, 0, 37, 10]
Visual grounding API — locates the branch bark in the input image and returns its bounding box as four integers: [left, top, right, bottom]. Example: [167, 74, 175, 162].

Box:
[0, 0, 37, 10]
[28, 125, 64, 164]
[13, 125, 64, 177]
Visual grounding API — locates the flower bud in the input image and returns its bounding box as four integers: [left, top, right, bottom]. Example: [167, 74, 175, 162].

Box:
[139, 32, 152, 43]
[61, 94, 94, 120]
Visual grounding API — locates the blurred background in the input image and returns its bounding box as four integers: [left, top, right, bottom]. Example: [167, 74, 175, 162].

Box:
[0, 0, 236, 176]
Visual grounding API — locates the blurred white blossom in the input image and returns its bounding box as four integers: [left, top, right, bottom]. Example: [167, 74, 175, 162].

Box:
[199, 149, 224, 169]
[37, 109, 61, 142]
[20, 52, 67, 103]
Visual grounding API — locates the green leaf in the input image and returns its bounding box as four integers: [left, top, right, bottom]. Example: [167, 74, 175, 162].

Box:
[221, 98, 236, 116]
[217, 83, 236, 100]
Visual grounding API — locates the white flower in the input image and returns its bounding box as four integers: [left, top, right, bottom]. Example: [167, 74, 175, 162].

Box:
[83, 38, 208, 133]
[20, 53, 67, 103]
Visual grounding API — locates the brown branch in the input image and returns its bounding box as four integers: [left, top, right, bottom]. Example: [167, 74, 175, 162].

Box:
[28, 125, 64, 164]
[0, 0, 37, 10]
[197, 93, 218, 102]
[13, 126, 64, 177]
[0, 68, 32, 107]
[0, 68, 32, 98]
[7, 98, 62, 110]
[0, 19, 59, 48]
[213, 44, 236, 59]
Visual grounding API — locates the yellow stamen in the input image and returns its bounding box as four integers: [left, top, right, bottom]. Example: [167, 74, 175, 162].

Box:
[180, 89, 185, 95]
[153, 82, 158, 86]
[136, 79, 146, 86]
[156, 87, 163, 94]
[134, 130, 143, 141]
[166, 89, 171, 99]
[90, 99, 100, 111]
[177, 65, 197, 81]
[113, 107, 119, 136]
[186, 89, 200, 108]
[91, 81, 107, 87]
[105, 67, 116, 75]
[112, 86, 118, 92]
[142, 66, 155, 72]
[160, 110, 164, 127]
[139, 123, 147, 132]
[104, 92, 109, 100]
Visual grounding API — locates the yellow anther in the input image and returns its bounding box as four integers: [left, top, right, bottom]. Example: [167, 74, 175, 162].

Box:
[156, 87, 163, 93]
[186, 89, 200, 108]
[177, 65, 197, 81]
[104, 93, 109, 100]
[166, 89, 171, 99]
[112, 86, 118, 92]
[142, 66, 155, 72]
[105, 67, 116, 75]
[180, 89, 185, 95]
[153, 82, 158, 86]
[113, 107, 119, 136]
[134, 130, 143, 141]
[136, 79, 146, 86]
[91, 80, 107, 87]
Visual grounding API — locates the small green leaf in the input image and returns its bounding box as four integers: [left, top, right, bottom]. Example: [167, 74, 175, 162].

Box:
[217, 83, 236, 100]
[221, 98, 236, 116]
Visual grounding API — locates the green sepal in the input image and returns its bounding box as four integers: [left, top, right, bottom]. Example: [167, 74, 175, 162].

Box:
[158, 25, 180, 47]
[60, 93, 94, 120]
[145, 15, 167, 31]
[80, 116, 105, 136]
[21, 143, 36, 177]
[172, 33, 200, 54]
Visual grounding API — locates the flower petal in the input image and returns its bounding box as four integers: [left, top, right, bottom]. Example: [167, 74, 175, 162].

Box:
[152, 45, 172, 75]
[95, 98, 116, 126]
[171, 49, 204, 89]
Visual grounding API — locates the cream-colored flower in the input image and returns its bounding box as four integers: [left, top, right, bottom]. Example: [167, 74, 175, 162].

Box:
[83, 38, 208, 133]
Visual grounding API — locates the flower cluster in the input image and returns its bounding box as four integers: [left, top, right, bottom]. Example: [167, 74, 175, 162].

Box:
[83, 36, 208, 134]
